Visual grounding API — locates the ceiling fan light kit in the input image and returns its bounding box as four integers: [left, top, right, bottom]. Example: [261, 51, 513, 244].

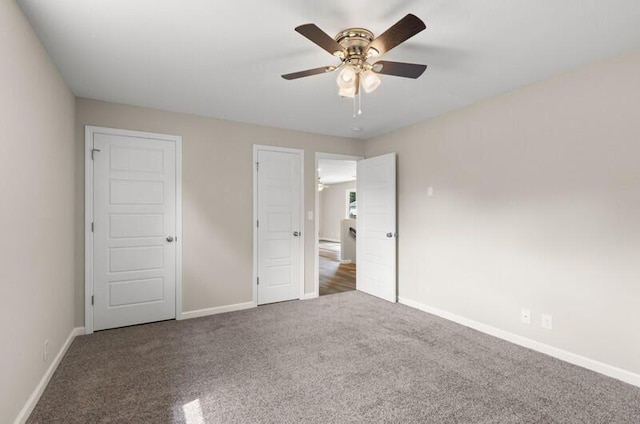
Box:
[282, 14, 428, 116]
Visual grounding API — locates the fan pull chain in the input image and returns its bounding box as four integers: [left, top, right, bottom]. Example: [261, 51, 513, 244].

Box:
[352, 95, 356, 119]
[358, 86, 363, 116]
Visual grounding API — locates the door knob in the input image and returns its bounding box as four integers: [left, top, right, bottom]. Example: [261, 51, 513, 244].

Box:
[386, 232, 394, 238]
[166, 236, 174, 242]
[293, 231, 301, 237]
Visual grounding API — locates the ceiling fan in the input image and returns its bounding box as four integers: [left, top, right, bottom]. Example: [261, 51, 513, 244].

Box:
[282, 14, 427, 99]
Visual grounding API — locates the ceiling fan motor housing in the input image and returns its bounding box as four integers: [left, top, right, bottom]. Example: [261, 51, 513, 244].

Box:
[334, 28, 375, 68]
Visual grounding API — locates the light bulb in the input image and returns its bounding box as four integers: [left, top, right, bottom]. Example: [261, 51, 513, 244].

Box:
[340, 66, 355, 82]
[337, 66, 357, 89]
[361, 69, 381, 93]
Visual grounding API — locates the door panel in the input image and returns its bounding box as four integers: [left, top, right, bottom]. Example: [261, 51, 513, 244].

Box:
[356, 153, 397, 302]
[93, 133, 177, 331]
[109, 214, 163, 238]
[108, 278, 165, 307]
[257, 149, 303, 305]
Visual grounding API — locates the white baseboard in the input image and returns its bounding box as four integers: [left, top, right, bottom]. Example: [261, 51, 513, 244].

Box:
[300, 292, 319, 300]
[398, 297, 640, 388]
[14, 326, 84, 424]
[319, 237, 340, 243]
[181, 301, 255, 320]
[340, 259, 352, 264]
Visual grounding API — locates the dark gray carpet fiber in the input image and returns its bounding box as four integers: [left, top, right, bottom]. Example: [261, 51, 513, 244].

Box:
[28, 291, 640, 423]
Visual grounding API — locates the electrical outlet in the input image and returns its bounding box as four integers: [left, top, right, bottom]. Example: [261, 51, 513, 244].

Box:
[521, 309, 531, 324]
[542, 314, 553, 330]
[43, 339, 49, 362]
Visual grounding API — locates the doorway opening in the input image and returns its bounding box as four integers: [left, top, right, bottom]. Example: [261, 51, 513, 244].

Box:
[315, 153, 361, 297]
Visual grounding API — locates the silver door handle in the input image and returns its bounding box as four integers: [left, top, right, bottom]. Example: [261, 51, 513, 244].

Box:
[166, 236, 174, 242]
[293, 231, 301, 237]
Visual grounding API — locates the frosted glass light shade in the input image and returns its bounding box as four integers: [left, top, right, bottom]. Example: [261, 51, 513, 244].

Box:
[337, 66, 357, 89]
[361, 69, 381, 93]
[339, 86, 356, 98]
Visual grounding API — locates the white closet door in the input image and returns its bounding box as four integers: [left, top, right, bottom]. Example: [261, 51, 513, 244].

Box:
[256, 148, 303, 305]
[92, 132, 176, 330]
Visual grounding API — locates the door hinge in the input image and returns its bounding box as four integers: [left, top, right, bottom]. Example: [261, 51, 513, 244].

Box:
[257, 277, 260, 285]
[256, 220, 259, 228]
[91, 295, 94, 305]
[256, 161, 259, 171]
[91, 148, 101, 160]
[91, 222, 94, 232]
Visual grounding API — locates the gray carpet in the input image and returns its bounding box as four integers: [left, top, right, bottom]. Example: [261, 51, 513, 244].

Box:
[28, 291, 640, 423]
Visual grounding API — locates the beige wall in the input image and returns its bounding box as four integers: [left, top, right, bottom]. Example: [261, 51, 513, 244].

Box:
[0, 2, 76, 422]
[319, 180, 356, 240]
[365, 49, 640, 375]
[75, 98, 365, 323]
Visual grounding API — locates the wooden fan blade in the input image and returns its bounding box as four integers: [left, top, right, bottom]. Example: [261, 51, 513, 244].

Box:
[373, 61, 427, 79]
[281, 66, 336, 80]
[366, 14, 426, 57]
[295, 24, 347, 57]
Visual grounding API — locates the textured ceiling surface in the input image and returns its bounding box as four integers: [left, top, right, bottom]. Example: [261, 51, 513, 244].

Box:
[18, 0, 640, 139]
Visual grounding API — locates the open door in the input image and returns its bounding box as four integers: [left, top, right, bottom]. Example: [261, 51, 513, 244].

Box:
[356, 153, 397, 302]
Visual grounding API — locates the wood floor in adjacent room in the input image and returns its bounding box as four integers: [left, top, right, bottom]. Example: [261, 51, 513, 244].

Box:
[319, 240, 356, 296]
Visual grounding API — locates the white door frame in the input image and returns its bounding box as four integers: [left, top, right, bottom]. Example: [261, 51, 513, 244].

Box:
[252, 145, 305, 306]
[84, 126, 183, 334]
[314, 152, 363, 298]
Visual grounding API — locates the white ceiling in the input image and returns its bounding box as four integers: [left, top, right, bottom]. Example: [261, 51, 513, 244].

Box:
[18, 0, 640, 139]
[318, 159, 357, 185]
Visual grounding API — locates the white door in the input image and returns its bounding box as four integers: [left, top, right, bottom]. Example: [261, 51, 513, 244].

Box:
[256, 148, 303, 305]
[356, 153, 397, 302]
[92, 131, 177, 331]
